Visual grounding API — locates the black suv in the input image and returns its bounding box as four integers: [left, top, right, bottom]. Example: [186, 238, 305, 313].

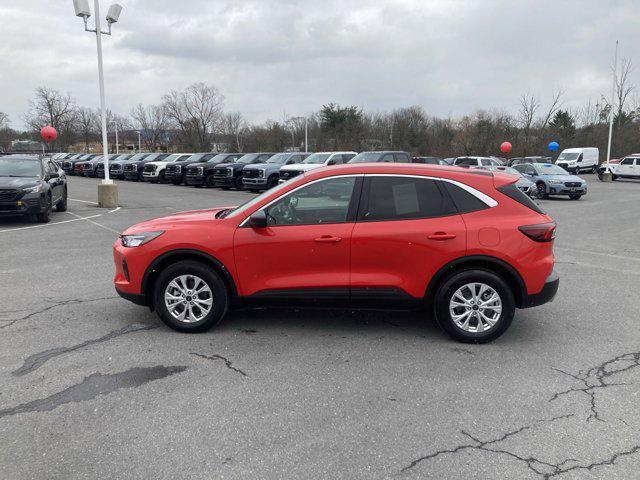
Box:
[212, 152, 277, 190]
[165, 153, 217, 185]
[123, 153, 170, 181]
[184, 153, 244, 187]
[0, 155, 67, 223]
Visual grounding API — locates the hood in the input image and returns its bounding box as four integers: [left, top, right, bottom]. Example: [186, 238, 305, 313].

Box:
[123, 207, 235, 234]
[280, 163, 320, 172]
[185, 162, 210, 169]
[542, 174, 583, 182]
[243, 162, 274, 170]
[216, 162, 244, 170]
[0, 176, 41, 189]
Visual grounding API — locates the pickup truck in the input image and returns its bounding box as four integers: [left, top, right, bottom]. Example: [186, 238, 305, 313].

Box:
[184, 153, 244, 187]
[279, 152, 356, 183]
[242, 152, 311, 191]
[212, 153, 277, 190]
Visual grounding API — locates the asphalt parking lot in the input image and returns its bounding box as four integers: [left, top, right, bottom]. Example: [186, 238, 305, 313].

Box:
[1, 175, 640, 479]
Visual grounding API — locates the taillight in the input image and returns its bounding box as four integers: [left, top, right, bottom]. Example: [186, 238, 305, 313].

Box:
[518, 222, 556, 242]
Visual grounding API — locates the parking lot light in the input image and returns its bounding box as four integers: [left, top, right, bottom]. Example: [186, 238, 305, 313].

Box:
[72, 0, 123, 208]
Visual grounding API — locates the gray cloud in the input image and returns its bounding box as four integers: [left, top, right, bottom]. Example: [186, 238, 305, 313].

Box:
[1, 0, 638, 129]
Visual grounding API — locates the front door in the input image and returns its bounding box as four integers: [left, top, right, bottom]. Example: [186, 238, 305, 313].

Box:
[350, 175, 467, 304]
[234, 175, 361, 303]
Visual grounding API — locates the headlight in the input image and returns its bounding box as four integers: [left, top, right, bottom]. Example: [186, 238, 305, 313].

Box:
[23, 183, 43, 194]
[547, 179, 563, 184]
[120, 231, 164, 247]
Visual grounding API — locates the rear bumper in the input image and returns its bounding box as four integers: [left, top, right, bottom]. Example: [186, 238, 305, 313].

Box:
[521, 270, 559, 308]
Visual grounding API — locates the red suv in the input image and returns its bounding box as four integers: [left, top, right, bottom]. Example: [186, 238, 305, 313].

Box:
[114, 164, 558, 343]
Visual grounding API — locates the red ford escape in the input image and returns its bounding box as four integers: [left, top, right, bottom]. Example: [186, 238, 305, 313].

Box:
[114, 163, 559, 343]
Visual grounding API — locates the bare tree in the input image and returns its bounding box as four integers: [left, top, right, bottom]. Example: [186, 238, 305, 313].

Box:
[131, 104, 167, 151]
[162, 83, 225, 151]
[0, 111, 9, 130]
[75, 106, 99, 151]
[540, 89, 565, 128]
[614, 58, 634, 120]
[222, 111, 249, 152]
[24, 87, 76, 141]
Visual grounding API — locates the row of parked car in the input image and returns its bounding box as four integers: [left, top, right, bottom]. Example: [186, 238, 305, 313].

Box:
[49, 150, 595, 200]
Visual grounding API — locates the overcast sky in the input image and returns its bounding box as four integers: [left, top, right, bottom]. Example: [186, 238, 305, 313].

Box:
[1, 0, 638, 129]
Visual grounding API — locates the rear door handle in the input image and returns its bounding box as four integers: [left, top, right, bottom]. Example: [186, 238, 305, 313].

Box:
[428, 232, 457, 241]
[314, 235, 342, 243]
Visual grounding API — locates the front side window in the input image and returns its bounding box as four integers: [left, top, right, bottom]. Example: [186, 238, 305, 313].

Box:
[265, 177, 357, 226]
[358, 176, 456, 221]
[621, 158, 634, 165]
[381, 153, 395, 162]
[394, 153, 410, 163]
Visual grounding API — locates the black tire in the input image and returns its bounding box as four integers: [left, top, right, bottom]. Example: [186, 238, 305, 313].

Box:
[153, 261, 229, 333]
[536, 182, 549, 199]
[36, 195, 52, 223]
[138, 171, 144, 182]
[591, 165, 597, 173]
[171, 179, 181, 186]
[235, 176, 244, 190]
[569, 194, 582, 200]
[220, 186, 230, 190]
[266, 175, 279, 190]
[612, 175, 618, 181]
[56, 189, 68, 212]
[158, 171, 165, 184]
[434, 270, 515, 344]
[205, 174, 216, 188]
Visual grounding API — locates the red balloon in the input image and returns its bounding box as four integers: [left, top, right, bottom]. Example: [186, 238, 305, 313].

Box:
[40, 125, 58, 142]
[500, 141, 512, 154]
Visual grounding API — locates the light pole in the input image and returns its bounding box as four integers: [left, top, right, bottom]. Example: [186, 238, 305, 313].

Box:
[304, 117, 308, 152]
[136, 131, 142, 153]
[73, 0, 122, 208]
[606, 40, 619, 163]
[111, 120, 119, 154]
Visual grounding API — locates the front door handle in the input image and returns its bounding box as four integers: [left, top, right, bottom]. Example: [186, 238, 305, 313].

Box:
[314, 235, 342, 243]
[428, 232, 457, 241]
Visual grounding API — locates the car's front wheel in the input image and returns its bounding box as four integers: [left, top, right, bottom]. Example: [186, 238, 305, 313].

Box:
[36, 195, 52, 223]
[536, 182, 549, 199]
[434, 270, 515, 343]
[56, 189, 68, 212]
[153, 261, 229, 333]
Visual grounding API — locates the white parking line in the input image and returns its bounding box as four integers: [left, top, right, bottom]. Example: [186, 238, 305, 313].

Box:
[69, 198, 99, 205]
[0, 215, 103, 233]
[64, 211, 120, 234]
[108, 206, 121, 213]
[555, 246, 640, 263]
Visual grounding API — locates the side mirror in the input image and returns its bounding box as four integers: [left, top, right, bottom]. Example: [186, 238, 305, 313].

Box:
[249, 210, 267, 228]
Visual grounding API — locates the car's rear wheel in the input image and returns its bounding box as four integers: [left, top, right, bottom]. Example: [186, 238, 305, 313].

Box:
[434, 270, 515, 343]
[56, 189, 68, 212]
[536, 182, 548, 199]
[153, 261, 229, 333]
[36, 195, 52, 223]
[266, 175, 279, 189]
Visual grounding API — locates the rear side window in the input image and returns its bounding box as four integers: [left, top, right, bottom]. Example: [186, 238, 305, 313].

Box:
[358, 176, 456, 221]
[381, 153, 395, 163]
[497, 183, 545, 214]
[442, 182, 490, 214]
[395, 153, 410, 163]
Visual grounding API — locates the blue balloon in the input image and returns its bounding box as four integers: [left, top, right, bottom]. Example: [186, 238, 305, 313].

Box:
[548, 141, 559, 152]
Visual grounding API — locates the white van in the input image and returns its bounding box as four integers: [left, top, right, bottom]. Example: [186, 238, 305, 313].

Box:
[556, 148, 599, 174]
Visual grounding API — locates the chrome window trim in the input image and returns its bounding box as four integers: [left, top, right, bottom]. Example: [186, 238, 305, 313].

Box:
[238, 172, 497, 226]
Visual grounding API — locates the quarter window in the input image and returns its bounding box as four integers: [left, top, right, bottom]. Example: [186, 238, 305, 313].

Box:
[442, 182, 490, 214]
[265, 177, 357, 226]
[358, 176, 456, 221]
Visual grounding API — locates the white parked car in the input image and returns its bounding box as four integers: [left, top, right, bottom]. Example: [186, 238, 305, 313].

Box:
[598, 154, 640, 180]
[555, 147, 599, 174]
[142, 153, 191, 183]
[453, 156, 502, 167]
[278, 151, 357, 183]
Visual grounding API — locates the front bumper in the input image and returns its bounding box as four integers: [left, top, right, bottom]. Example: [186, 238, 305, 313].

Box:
[522, 270, 559, 308]
[123, 170, 140, 180]
[185, 175, 205, 185]
[142, 171, 160, 181]
[0, 195, 47, 216]
[243, 177, 267, 188]
[547, 184, 587, 196]
[214, 176, 236, 187]
[83, 168, 96, 177]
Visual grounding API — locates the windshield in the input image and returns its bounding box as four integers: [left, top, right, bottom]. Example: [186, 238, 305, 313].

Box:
[536, 164, 569, 175]
[349, 152, 382, 163]
[206, 154, 230, 163]
[163, 154, 184, 163]
[557, 152, 579, 161]
[302, 153, 332, 164]
[266, 153, 290, 164]
[125, 153, 148, 162]
[184, 153, 206, 163]
[226, 180, 292, 218]
[0, 158, 42, 177]
[237, 154, 259, 164]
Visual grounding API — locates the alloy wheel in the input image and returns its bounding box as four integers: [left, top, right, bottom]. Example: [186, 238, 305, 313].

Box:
[449, 282, 502, 333]
[164, 274, 213, 323]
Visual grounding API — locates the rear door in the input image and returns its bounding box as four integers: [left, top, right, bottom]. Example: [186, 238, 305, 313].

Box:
[349, 175, 466, 304]
[618, 157, 634, 177]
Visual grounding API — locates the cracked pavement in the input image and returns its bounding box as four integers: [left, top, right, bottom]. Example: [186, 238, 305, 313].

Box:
[1, 176, 640, 479]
